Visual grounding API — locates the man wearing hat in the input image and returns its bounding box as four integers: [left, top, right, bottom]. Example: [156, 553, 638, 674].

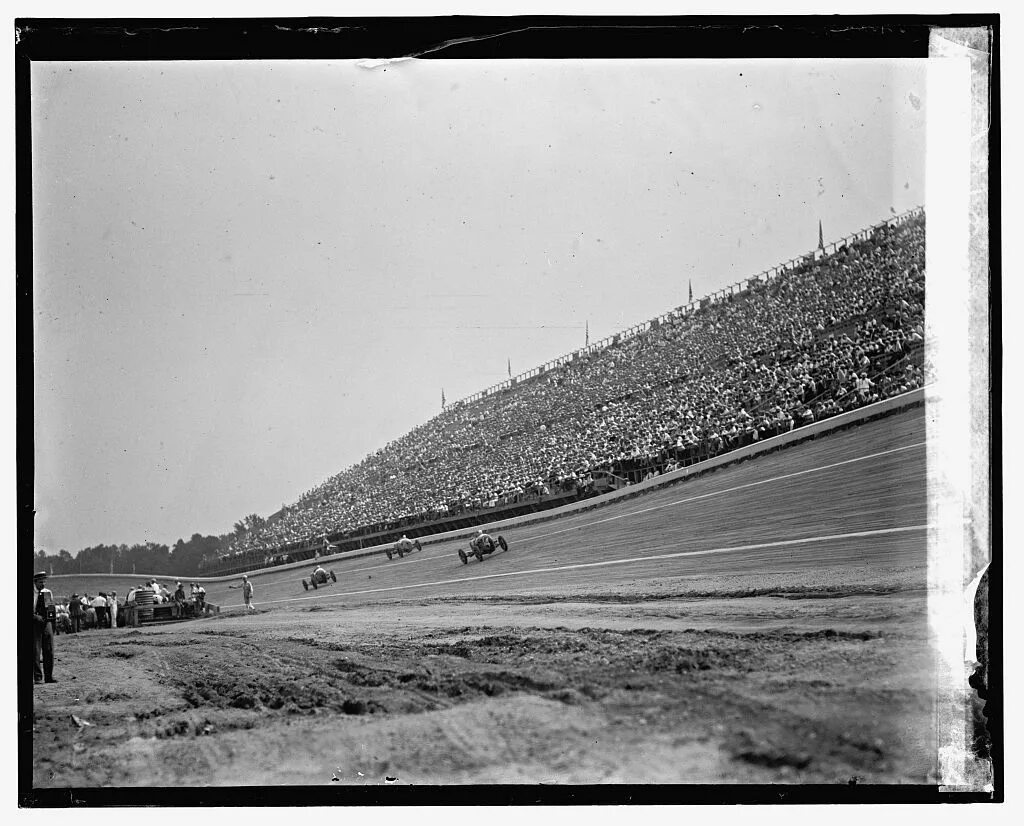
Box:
[68, 589, 83, 633]
[173, 581, 187, 617]
[241, 575, 255, 612]
[32, 571, 56, 684]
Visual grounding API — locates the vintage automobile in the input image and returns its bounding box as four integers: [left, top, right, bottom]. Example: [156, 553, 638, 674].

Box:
[386, 537, 422, 560]
[458, 532, 509, 564]
[302, 567, 338, 591]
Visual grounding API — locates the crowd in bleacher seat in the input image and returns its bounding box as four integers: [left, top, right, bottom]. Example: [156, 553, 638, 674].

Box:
[211, 212, 925, 567]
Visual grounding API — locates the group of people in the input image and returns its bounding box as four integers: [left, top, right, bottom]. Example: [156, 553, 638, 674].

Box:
[210, 211, 925, 567]
[122, 579, 208, 625]
[55, 590, 120, 633]
[32, 570, 213, 684]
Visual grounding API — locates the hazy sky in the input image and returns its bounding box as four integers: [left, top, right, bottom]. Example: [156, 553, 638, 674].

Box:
[31, 58, 927, 552]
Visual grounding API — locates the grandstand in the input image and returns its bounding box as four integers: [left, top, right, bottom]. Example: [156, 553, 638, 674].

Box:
[203, 207, 925, 576]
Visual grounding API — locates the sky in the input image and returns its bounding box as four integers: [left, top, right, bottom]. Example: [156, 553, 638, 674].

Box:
[31, 58, 927, 552]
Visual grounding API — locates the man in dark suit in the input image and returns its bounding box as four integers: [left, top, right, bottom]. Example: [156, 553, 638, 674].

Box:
[33, 571, 56, 684]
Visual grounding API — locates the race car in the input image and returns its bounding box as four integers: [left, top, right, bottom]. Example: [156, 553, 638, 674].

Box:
[458, 531, 509, 564]
[385, 536, 422, 561]
[302, 566, 338, 591]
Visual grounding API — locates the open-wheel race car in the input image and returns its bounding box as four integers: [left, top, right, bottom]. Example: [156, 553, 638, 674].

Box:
[302, 567, 337, 591]
[458, 532, 509, 564]
[386, 537, 422, 560]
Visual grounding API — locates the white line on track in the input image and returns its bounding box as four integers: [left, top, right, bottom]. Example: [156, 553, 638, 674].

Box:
[221, 523, 927, 611]
[517, 440, 927, 546]
[262, 440, 929, 583]
[213, 440, 926, 599]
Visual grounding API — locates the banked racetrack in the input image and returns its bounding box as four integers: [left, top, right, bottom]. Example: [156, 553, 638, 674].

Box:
[204, 406, 926, 612]
[34, 406, 937, 788]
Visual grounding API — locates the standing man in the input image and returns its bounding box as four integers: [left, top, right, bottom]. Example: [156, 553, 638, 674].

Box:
[124, 585, 142, 627]
[242, 575, 255, 612]
[32, 571, 56, 684]
[68, 592, 82, 633]
[107, 591, 118, 628]
[91, 593, 108, 629]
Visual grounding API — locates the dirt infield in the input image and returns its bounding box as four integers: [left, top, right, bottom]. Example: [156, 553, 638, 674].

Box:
[31, 565, 935, 786]
[30, 409, 937, 787]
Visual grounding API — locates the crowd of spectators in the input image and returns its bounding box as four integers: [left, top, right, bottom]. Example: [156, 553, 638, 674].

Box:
[215, 212, 926, 565]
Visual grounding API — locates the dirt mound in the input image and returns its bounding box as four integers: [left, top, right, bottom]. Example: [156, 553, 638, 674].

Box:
[31, 593, 936, 786]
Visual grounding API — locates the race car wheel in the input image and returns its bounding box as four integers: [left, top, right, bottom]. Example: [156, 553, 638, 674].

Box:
[330, 571, 337, 583]
[398, 548, 404, 558]
[414, 540, 422, 552]
[458, 549, 468, 565]
[386, 549, 393, 560]
[311, 579, 318, 590]
[498, 536, 508, 553]
[302, 580, 309, 591]
[474, 548, 484, 562]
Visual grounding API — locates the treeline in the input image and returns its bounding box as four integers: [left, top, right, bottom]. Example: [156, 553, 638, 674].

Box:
[35, 533, 225, 578]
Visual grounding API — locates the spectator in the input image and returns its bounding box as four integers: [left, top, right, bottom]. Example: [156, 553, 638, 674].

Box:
[211, 211, 925, 571]
[81, 594, 96, 629]
[107, 591, 118, 629]
[54, 602, 71, 635]
[124, 586, 138, 627]
[91, 593, 108, 629]
[68, 593, 82, 633]
[32, 571, 56, 684]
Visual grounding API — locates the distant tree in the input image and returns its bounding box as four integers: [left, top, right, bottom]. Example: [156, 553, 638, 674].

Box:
[233, 513, 265, 536]
[169, 533, 223, 577]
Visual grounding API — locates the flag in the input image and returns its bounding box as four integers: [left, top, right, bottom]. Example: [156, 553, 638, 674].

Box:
[818, 220, 824, 250]
[507, 357, 511, 378]
[688, 280, 693, 303]
[441, 388, 446, 408]
[585, 320, 589, 347]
